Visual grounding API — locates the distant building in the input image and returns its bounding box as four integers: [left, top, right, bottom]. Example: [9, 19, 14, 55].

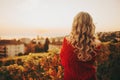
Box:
[19, 38, 31, 44]
[50, 37, 64, 45]
[32, 36, 45, 45]
[0, 39, 25, 57]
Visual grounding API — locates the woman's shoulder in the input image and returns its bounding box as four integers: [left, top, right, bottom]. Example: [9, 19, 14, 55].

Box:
[62, 36, 75, 50]
[63, 36, 70, 44]
[95, 39, 101, 46]
[94, 39, 101, 50]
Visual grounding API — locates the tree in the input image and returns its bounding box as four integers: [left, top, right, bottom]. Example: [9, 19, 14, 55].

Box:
[35, 42, 43, 53]
[43, 38, 50, 52]
[3, 46, 7, 57]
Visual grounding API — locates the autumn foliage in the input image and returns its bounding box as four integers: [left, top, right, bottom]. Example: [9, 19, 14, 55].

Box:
[0, 50, 63, 80]
[0, 31, 120, 80]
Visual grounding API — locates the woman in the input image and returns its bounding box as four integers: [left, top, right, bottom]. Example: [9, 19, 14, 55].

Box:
[60, 12, 102, 80]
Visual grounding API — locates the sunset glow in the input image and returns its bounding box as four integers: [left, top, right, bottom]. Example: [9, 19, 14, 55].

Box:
[0, 0, 120, 39]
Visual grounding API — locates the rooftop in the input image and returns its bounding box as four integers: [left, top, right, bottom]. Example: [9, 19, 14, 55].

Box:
[0, 40, 23, 45]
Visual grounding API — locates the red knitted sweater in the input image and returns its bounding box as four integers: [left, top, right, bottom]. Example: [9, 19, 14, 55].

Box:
[60, 38, 97, 80]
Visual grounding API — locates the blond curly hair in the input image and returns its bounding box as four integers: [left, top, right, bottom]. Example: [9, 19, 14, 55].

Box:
[68, 12, 96, 62]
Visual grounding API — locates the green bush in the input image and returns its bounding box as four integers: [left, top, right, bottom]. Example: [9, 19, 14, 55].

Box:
[97, 42, 120, 80]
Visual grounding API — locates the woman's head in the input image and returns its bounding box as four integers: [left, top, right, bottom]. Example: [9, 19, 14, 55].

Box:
[69, 12, 96, 61]
[71, 12, 95, 40]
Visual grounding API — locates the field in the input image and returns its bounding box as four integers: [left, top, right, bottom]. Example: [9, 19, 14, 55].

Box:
[0, 38, 120, 80]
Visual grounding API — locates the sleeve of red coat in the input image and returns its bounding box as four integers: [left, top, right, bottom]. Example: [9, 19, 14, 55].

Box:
[60, 38, 67, 67]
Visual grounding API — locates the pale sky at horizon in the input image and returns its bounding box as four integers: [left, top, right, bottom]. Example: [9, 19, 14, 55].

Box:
[0, 0, 120, 39]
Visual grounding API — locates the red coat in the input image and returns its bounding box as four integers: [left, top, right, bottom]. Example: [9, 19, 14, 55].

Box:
[60, 38, 97, 80]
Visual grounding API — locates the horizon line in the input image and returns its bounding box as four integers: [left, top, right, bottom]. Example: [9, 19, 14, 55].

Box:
[0, 30, 119, 40]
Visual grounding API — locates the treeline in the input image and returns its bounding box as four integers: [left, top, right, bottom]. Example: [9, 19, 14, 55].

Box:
[97, 31, 120, 42]
[24, 38, 50, 55]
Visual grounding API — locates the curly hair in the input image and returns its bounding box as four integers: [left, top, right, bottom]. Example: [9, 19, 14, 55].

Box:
[68, 12, 96, 62]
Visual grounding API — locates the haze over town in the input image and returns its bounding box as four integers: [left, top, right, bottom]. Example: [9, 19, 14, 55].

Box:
[0, 0, 120, 39]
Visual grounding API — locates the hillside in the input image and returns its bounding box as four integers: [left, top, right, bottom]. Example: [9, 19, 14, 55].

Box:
[0, 31, 120, 80]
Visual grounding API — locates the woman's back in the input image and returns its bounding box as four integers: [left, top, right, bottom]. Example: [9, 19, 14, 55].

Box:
[60, 38, 97, 80]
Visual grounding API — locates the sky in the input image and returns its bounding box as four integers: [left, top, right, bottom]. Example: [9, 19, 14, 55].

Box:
[0, 0, 120, 39]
